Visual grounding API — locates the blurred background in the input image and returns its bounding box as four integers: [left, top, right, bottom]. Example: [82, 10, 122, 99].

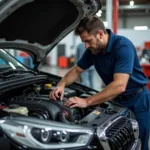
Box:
[4, 0, 150, 91]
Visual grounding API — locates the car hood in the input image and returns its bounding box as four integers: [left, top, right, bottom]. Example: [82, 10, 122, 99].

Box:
[0, 0, 101, 65]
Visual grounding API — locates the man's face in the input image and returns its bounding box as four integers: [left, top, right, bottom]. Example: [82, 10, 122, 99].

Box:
[80, 30, 105, 55]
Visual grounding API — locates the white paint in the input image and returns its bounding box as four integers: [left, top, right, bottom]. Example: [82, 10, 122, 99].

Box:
[59, 32, 75, 57]
[50, 28, 150, 66]
[106, 0, 113, 29]
[48, 47, 57, 66]
[119, 17, 150, 29]
[118, 29, 150, 48]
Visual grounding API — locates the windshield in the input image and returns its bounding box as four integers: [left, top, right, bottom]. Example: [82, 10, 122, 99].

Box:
[0, 49, 28, 72]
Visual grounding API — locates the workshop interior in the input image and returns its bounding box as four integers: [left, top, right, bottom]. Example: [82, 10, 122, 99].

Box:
[0, 0, 150, 150]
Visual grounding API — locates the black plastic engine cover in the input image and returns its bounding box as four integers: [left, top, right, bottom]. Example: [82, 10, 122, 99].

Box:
[40, 87, 76, 98]
[9, 95, 83, 122]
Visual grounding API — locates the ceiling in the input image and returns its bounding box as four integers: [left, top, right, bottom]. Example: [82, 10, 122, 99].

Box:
[101, 0, 150, 5]
[101, 0, 150, 17]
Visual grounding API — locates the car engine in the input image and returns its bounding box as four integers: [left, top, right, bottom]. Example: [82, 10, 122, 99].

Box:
[0, 83, 126, 124]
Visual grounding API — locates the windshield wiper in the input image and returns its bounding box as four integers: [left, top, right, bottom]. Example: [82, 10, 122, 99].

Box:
[0, 69, 37, 76]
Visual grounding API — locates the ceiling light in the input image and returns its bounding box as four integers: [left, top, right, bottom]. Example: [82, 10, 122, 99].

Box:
[96, 10, 102, 17]
[103, 21, 108, 27]
[130, 0, 134, 6]
[134, 26, 148, 30]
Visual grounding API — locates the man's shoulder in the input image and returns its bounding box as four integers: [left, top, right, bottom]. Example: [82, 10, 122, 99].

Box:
[114, 34, 134, 48]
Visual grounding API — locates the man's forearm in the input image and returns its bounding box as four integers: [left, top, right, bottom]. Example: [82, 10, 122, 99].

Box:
[57, 65, 83, 87]
[87, 80, 126, 106]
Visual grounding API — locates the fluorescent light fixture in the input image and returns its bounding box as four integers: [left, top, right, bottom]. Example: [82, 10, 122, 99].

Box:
[130, 0, 134, 6]
[96, 10, 102, 17]
[103, 21, 108, 27]
[134, 26, 148, 30]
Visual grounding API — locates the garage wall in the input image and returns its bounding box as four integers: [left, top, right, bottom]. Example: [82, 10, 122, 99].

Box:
[75, 29, 150, 48]
[49, 28, 150, 66]
[59, 32, 75, 57]
[48, 32, 75, 66]
[119, 17, 150, 28]
[101, 16, 150, 29]
[118, 29, 150, 47]
[48, 15, 150, 66]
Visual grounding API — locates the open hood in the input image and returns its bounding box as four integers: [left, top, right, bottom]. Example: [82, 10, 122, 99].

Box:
[0, 0, 101, 65]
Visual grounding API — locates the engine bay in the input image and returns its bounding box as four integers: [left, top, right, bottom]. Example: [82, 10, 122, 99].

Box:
[0, 79, 127, 127]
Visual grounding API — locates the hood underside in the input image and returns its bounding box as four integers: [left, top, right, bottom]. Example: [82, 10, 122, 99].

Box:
[0, 0, 101, 64]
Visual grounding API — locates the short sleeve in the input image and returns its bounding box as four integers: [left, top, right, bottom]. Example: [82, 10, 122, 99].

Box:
[77, 49, 93, 70]
[114, 45, 135, 74]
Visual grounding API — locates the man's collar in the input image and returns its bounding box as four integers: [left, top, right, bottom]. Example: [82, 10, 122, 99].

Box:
[105, 29, 115, 53]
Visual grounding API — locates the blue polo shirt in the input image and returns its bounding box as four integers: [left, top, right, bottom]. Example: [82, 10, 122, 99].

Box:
[77, 29, 148, 95]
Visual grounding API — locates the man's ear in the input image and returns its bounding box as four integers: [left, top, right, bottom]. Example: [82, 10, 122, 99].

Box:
[97, 30, 103, 39]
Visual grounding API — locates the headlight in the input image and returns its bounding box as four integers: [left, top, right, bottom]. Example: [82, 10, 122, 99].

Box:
[31, 128, 70, 143]
[130, 118, 139, 139]
[0, 117, 94, 149]
[31, 128, 52, 143]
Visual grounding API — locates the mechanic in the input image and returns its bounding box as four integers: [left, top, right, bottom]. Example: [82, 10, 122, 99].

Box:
[49, 16, 150, 150]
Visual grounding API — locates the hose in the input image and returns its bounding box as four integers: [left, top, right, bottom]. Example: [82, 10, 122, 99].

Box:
[58, 112, 71, 124]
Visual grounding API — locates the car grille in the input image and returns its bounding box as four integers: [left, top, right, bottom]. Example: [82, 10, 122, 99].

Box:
[106, 117, 135, 150]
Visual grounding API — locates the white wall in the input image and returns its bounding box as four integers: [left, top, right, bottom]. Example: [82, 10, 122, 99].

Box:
[118, 29, 150, 48]
[49, 47, 57, 66]
[75, 28, 150, 50]
[48, 32, 77, 66]
[49, 29, 150, 66]
[49, 14, 150, 66]
[101, 16, 150, 29]
[59, 32, 76, 57]
[126, 17, 150, 28]
[118, 17, 150, 29]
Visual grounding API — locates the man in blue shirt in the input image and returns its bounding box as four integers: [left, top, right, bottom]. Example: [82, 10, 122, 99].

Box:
[50, 16, 150, 150]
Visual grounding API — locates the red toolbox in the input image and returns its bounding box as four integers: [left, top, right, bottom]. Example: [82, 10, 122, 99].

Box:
[141, 64, 150, 90]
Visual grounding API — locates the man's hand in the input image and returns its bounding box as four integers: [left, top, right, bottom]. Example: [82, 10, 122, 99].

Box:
[64, 97, 88, 108]
[49, 85, 64, 100]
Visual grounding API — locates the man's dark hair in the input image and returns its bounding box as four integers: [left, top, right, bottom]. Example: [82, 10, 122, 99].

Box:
[74, 16, 107, 35]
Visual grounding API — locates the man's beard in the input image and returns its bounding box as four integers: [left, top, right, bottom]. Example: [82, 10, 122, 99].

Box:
[90, 40, 105, 55]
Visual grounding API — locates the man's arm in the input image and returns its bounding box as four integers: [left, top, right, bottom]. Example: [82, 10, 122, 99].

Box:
[86, 73, 129, 106]
[65, 73, 129, 108]
[49, 65, 84, 100]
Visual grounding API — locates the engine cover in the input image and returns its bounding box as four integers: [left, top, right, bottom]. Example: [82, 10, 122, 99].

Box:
[9, 94, 83, 122]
